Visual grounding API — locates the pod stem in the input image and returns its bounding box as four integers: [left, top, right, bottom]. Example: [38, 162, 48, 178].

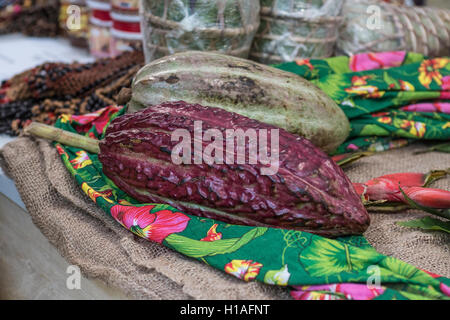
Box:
[24, 122, 100, 154]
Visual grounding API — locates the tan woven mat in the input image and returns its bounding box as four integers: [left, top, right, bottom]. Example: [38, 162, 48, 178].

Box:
[0, 137, 449, 299]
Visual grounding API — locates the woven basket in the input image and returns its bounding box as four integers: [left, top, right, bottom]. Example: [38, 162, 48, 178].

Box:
[337, 0, 450, 57]
[140, 0, 260, 62]
[250, 0, 343, 64]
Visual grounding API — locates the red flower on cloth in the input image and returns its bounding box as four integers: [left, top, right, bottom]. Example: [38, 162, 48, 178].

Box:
[399, 80, 415, 91]
[345, 85, 385, 98]
[401, 102, 450, 114]
[418, 58, 449, 89]
[421, 269, 441, 279]
[398, 120, 426, 138]
[295, 58, 314, 70]
[55, 144, 69, 158]
[81, 182, 114, 204]
[224, 260, 263, 281]
[291, 290, 340, 300]
[349, 51, 406, 72]
[200, 224, 222, 241]
[110, 204, 190, 243]
[421, 270, 450, 297]
[440, 75, 450, 99]
[71, 105, 121, 135]
[441, 283, 450, 297]
[351, 75, 371, 86]
[371, 111, 389, 117]
[70, 150, 92, 169]
[442, 76, 450, 91]
[291, 283, 385, 300]
[377, 117, 392, 124]
[440, 91, 450, 99]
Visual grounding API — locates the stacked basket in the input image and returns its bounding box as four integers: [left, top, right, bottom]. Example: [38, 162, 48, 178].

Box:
[337, 0, 450, 57]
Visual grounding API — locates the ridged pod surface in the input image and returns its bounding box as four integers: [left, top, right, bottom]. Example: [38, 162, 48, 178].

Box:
[128, 51, 349, 153]
[100, 101, 369, 237]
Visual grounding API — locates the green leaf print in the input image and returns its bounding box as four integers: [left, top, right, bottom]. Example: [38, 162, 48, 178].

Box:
[313, 74, 351, 102]
[359, 124, 390, 136]
[383, 71, 400, 89]
[326, 56, 351, 74]
[300, 237, 380, 277]
[164, 227, 268, 258]
[379, 256, 436, 285]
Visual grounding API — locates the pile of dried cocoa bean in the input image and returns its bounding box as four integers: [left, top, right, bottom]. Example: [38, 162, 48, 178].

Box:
[0, 49, 144, 135]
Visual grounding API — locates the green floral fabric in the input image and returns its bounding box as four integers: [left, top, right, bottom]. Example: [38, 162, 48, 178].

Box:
[275, 52, 450, 155]
[53, 106, 450, 300]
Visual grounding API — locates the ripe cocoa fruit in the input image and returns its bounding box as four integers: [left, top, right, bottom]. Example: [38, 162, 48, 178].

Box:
[100, 101, 369, 237]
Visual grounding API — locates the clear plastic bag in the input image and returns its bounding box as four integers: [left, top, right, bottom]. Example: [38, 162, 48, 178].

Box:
[140, 0, 260, 62]
[250, 0, 344, 64]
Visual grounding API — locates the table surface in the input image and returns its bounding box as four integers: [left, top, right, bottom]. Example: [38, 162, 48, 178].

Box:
[0, 34, 130, 299]
[0, 193, 129, 299]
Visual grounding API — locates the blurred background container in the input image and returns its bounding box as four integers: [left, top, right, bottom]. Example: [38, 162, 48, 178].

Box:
[139, 0, 260, 62]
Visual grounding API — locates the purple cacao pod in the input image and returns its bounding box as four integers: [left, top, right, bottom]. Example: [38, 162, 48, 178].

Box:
[99, 101, 369, 237]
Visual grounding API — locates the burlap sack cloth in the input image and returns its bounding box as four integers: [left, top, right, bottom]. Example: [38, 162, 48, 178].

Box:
[1, 137, 449, 299]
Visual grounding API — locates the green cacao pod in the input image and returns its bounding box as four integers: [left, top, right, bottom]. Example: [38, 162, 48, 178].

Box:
[127, 51, 349, 153]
